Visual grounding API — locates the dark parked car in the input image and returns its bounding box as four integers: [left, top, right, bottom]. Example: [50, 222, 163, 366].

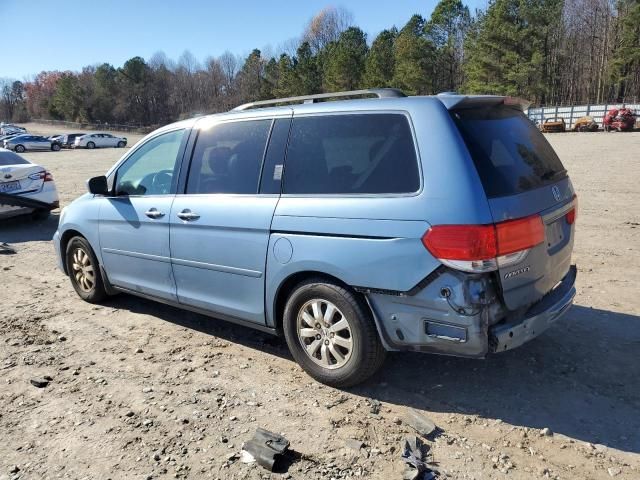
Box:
[59, 133, 86, 148]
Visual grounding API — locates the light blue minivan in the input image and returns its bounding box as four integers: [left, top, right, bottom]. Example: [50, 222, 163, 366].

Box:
[54, 89, 577, 387]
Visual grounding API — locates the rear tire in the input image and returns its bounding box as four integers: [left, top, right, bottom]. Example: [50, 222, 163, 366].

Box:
[15, 145, 25, 153]
[87, 141, 95, 149]
[283, 278, 386, 388]
[65, 236, 107, 303]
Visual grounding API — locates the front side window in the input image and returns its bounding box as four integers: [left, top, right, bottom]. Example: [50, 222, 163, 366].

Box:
[186, 119, 271, 194]
[114, 129, 185, 196]
[283, 113, 420, 195]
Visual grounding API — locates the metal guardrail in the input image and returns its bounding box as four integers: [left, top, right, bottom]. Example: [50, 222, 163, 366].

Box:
[527, 103, 640, 129]
[31, 119, 157, 134]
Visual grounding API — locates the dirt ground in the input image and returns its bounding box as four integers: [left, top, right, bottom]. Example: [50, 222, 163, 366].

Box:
[1, 124, 639, 480]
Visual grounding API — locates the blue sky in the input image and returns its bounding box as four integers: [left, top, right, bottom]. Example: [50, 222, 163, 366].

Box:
[1, 0, 487, 79]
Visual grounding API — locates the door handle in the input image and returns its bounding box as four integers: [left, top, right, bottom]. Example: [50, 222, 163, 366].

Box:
[144, 208, 165, 219]
[177, 209, 200, 221]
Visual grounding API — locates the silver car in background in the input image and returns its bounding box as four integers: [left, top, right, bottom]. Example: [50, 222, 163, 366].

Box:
[4, 134, 61, 152]
[74, 133, 127, 149]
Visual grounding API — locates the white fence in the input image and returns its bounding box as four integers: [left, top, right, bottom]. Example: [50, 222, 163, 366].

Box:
[527, 103, 640, 129]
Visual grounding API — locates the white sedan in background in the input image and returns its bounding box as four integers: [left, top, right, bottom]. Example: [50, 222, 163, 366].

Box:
[74, 132, 127, 149]
[0, 148, 59, 220]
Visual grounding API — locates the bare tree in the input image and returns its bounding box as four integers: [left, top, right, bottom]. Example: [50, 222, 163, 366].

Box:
[148, 50, 176, 71]
[219, 51, 239, 87]
[302, 6, 354, 53]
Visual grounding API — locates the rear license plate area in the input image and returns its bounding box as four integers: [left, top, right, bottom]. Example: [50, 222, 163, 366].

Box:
[545, 218, 566, 252]
[0, 180, 20, 193]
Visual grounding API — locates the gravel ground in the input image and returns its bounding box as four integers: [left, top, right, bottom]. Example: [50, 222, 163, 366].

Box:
[1, 124, 639, 480]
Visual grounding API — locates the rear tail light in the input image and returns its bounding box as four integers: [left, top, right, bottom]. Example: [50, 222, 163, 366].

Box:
[565, 208, 576, 225]
[28, 171, 54, 182]
[566, 194, 577, 224]
[422, 214, 545, 273]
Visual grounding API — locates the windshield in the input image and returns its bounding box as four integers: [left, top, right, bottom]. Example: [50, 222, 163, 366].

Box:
[452, 105, 567, 198]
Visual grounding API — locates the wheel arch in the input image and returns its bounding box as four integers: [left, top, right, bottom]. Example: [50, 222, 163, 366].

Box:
[59, 228, 87, 275]
[272, 270, 368, 334]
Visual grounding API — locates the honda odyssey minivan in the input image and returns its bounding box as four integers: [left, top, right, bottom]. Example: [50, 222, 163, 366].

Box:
[54, 89, 577, 387]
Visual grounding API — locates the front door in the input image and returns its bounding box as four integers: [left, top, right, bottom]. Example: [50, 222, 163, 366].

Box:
[99, 128, 187, 301]
[169, 116, 289, 324]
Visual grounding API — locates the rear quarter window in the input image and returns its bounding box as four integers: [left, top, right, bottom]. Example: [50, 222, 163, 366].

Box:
[452, 106, 567, 198]
[283, 113, 419, 195]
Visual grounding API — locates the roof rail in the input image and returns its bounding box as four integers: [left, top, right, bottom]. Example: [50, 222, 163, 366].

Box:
[232, 88, 406, 111]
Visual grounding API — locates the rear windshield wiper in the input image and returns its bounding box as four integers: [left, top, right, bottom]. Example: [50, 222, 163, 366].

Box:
[540, 169, 565, 181]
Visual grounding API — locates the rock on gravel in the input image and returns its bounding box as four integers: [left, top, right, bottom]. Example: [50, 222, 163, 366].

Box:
[30, 377, 49, 388]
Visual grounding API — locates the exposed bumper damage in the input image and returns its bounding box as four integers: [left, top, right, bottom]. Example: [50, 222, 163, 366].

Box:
[490, 265, 576, 353]
[365, 265, 576, 358]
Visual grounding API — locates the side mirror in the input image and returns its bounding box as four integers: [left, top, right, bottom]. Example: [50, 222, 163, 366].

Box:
[87, 175, 109, 195]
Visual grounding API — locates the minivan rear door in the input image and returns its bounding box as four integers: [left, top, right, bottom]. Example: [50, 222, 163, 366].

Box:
[169, 114, 291, 325]
[452, 104, 577, 311]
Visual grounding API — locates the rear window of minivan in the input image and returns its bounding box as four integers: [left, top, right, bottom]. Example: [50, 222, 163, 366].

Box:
[452, 106, 567, 198]
[283, 113, 419, 195]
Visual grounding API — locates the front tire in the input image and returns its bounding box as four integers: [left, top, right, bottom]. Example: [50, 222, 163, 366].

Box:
[283, 279, 386, 388]
[14, 145, 25, 153]
[51, 143, 61, 151]
[117, 141, 126, 148]
[65, 236, 107, 303]
[86, 141, 95, 149]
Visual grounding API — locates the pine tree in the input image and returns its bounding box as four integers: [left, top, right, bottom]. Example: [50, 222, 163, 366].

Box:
[392, 15, 435, 95]
[363, 29, 397, 88]
[51, 73, 86, 121]
[609, 0, 640, 101]
[463, 0, 562, 103]
[424, 0, 470, 92]
[274, 54, 297, 98]
[322, 27, 368, 91]
[294, 42, 322, 95]
[238, 49, 265, 102]
[261, 57, 278, 100]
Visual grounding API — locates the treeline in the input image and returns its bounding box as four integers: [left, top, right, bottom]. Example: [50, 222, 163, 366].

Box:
[1, 0, 638, 126]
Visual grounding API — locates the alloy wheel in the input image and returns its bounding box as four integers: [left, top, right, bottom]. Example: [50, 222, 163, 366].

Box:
[71, 248, 95, 292]
[296, 299, 353, 369]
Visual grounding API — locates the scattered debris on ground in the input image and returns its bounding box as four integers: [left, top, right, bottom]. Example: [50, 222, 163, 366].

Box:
[401, 436, 435, 480]
[240, 428, 290, 471]
[404, 408, 437, 438]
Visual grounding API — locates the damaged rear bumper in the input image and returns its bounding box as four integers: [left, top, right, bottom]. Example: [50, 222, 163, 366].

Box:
[365, 264, 576, 358]
[490, 265, 577, 353]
